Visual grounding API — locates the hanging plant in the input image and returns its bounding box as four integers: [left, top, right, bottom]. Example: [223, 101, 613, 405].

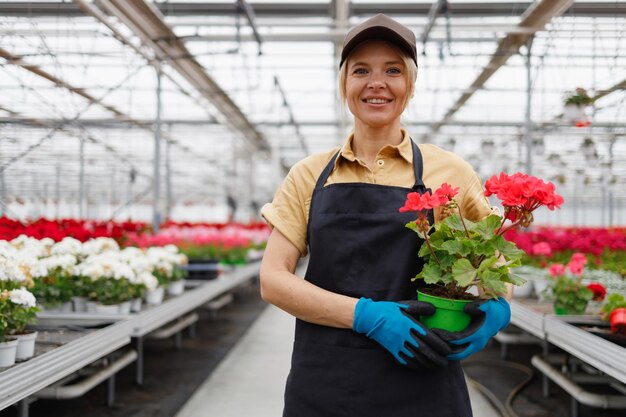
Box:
[564, 87, 594, 107]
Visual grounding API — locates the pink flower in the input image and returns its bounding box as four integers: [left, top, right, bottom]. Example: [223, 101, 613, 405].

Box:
[548, 264, 566, 277]
[532, 242, 552, 257]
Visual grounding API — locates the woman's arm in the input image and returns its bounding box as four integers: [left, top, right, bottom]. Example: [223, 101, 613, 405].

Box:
[259, 228, 358, 329]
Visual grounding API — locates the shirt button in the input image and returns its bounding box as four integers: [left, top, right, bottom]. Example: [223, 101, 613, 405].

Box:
[376, 159, 385, 166]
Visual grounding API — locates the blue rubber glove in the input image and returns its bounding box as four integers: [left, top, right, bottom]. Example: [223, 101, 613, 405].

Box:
[435, 297, 511, 361]
[352, 298, 451, 370]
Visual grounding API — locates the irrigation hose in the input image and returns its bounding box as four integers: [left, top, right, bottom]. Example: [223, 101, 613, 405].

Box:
[463, 360, 535, 417]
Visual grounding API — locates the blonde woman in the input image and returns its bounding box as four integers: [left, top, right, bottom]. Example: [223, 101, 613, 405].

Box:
[260, 14, 510, 417]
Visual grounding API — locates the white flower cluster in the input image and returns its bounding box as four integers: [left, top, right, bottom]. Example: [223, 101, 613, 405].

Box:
[0, 235, 184, 290]
[0, 256, 27, 282]
[146, 246, 188, 279]
[9, 287, 37, 308]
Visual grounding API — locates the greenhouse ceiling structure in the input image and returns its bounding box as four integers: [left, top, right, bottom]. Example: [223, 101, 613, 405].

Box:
[0, 0, 625, 225]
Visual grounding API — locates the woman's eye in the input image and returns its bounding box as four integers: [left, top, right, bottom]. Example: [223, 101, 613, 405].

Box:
[387, 67, 402, 74]
[353, 68, 367, 74]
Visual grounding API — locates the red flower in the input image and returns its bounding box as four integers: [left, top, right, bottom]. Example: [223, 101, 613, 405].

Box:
[434, 183, 459, 201]
[586, 282, 606, 301]
[399, 191, 446, 213]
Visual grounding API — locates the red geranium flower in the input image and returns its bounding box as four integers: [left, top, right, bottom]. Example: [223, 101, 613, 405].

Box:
[586, 282, 606, 301]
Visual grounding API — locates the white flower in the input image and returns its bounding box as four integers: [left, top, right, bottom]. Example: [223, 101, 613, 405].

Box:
[82, 238, 120, 256]
[119, 247, 144, 262]
[9, 287, 37, 308]
[51, 237, 83, 256]
[74, 262, 106, 281]
[0, 256, 27, 282]
[112, 263, 135, 281]
[164, 244, 178, 254]
[136, 272, 158, 290]
[154, 260, 174, 277]
[128, 256, 153, 274]
[40, 254, 77, 274]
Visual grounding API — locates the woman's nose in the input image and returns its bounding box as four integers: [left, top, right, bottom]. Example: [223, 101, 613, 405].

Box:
[367, 77, 386, 89]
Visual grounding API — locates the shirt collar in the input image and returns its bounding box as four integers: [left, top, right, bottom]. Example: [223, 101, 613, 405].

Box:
[335, 129, 414, 169]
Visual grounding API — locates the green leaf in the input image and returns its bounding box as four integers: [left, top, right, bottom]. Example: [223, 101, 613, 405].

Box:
[444, 214, 476, 232]
[492, 235, 525, 258]
[477, 256, 499, 273]
[474, 214, 502, 240]
[437, 252, 457, 270]
[405, 221, 418, 232]
[418, 241, 432, 257]
[503, 273, 527, 287]
[452, 259, 476, 287]
[481, 270, 508, 296]
[440, 240, 465, 255]
[422, 263, 443, 284]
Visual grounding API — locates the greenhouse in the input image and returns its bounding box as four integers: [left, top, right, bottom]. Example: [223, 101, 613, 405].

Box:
[0, 1, 625, 416]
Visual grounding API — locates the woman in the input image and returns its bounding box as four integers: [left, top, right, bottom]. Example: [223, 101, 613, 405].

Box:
[260, 14, 511, 417]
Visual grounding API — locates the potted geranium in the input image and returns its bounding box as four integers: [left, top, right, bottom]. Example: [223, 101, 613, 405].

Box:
[544, 253, 602, 315]
[6, 288, 39, 361]
[399, 172, 564, 331]
[0, 294, 19, 367]
[601, 293, 626, 334]
[0, 288, 39, 366]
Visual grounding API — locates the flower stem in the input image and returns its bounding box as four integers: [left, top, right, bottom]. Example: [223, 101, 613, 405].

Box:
[457, 205, 471, 238]
[498, 221, 521, 236]
[423, 233, 441, 266]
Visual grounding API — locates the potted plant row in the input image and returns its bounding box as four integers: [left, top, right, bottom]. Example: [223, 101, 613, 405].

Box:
[3, 236, 188, 315]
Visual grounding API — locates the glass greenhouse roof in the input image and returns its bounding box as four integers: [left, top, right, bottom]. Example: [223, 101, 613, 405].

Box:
[0, 1, 625, 225]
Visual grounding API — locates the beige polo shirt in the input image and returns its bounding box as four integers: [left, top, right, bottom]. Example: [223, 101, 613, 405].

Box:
[261, 129, 495, 257]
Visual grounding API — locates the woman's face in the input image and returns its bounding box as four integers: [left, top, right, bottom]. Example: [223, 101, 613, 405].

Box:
[345, 40, 409, 129]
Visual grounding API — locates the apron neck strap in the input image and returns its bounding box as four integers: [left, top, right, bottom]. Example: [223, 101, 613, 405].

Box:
[410, 139, 426, 190]
[314, 138, 426, 190]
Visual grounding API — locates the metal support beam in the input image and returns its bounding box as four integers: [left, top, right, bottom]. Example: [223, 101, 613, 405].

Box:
[273, 76, 309, 155]
[237, 0, 263, 52]
[3, 2, 626, 17]
[165, 126, 172, 220]
[99, 0, 269, 152]
[421, 0, 575, 141]
[79, 136, 86, 218]
[420, 0, 447, 47]
[153, 67, 162, 232]
[524, 36, 533, 175]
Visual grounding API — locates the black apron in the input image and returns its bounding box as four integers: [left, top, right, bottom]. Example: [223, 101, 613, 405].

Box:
[283, 140, 473, 417]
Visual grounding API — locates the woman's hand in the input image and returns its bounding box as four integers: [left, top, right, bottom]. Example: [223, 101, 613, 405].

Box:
[353, 298, 451, 369]
[434, 297, 511, 360]
[260, 228, 358, 329]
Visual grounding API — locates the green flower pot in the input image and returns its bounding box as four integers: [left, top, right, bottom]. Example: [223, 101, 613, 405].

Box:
[417, 290, 473, 332]
[553, 304, 587, 315]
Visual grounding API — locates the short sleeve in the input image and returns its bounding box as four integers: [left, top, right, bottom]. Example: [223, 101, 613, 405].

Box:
[261, 168, 309, 258]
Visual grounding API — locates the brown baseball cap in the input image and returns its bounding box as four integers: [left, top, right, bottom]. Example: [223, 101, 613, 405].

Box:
[340, 13, 417, 68]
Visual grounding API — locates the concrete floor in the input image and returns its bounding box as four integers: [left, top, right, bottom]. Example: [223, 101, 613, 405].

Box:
[176, 305, 500, 417]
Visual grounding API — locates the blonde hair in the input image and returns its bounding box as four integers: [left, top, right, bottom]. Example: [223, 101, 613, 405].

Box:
[339, 42, 418, 111]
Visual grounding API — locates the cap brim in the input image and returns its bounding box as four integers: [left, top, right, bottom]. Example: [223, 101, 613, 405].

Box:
[340, 26, 416, 68]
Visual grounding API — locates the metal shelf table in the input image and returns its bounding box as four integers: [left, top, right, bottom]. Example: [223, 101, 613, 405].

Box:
[0, 320, 132, 413]
[130, 261, 261, 384]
